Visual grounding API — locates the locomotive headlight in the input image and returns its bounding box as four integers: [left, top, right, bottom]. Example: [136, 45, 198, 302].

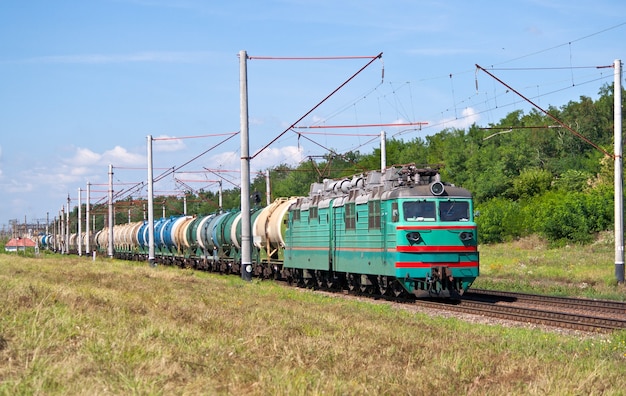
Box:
[459, 231, 473, 241]
[406, 232, 421, 243]
[430, 181, 445, 196]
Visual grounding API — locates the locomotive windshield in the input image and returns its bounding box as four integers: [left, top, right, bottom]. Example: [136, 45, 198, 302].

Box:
[403, 200, 470, 222]
[439, 200, 470, 222]
[403, 201, 436, 221]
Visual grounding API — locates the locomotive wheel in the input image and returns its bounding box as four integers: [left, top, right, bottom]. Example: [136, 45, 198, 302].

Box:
[391, 280, 408, 298]
[290, 268, 302, 287]
[282, 268, 295, 286]
[359, 274, 375, 295]
[346, 273, 358, 292]
[326, 273, 342, 290]
[296, 269, 311, 288]
[360, 283, 374, 295]
[315, 270, 327, 289]
[377, 275, 389, 296]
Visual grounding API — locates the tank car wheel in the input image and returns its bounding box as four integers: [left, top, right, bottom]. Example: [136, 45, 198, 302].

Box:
[262, 265, 273, 279]
[232, 262, 240, 276]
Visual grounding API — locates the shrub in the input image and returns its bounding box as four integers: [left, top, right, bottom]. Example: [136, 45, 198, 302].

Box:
[476, 198, 523, 244]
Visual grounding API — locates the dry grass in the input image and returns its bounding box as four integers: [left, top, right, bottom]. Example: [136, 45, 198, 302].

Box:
[1, 252, 626, 395]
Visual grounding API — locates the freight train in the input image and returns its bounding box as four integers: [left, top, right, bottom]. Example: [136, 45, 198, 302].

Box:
[46, 164, 479, 298]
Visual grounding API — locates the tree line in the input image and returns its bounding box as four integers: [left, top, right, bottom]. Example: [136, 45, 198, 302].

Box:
[82, 83, 623, 246]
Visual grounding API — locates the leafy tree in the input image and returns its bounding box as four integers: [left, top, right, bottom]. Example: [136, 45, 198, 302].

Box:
[270, 161, 317, 199]
[553, 169, 593, 192]
[475, 198, 523, 244]
[511, 167, 552, 199]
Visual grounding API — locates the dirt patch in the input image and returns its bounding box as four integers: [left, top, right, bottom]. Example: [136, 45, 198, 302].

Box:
[511, 235, 548, 250]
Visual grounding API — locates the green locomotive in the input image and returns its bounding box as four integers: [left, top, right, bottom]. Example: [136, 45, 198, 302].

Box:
[283, 164, 479, 297]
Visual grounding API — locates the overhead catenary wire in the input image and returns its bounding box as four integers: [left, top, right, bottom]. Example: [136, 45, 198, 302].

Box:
[248, 56, 382, 60]
[476, 63, 612, 157]
[294, 122, 427, 130]
[251, 52, 383, 160]
[152, 132, 239, 141]
[85, 131, 238, 209]
[153, 132, 239, 183]
[493, 22, 626, 67]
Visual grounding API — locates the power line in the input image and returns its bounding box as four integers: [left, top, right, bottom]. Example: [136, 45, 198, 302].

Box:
[248, 55, 380, 60]
[476, 64, 612, 157]
[251, 52, 383, 160]
[152, 132, 239, 141]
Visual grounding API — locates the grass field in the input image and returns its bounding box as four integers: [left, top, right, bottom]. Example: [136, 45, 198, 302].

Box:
[1, 240, 625, 395]
[476, 233, 626, 301]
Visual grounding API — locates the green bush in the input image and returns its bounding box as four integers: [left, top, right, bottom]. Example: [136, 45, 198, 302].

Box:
[538, 192, 592, 245]
[476, 198, 523, 244]
[478, 186, 616, 246]
[511, 167, 552, 199]
[521, 188, 614, 245]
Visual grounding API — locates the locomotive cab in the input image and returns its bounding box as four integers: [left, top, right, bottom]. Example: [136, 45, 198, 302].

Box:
[391, 181, 479, 297]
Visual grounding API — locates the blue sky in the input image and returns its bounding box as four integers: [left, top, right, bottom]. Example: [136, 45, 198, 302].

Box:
[0, 0, 625, 231]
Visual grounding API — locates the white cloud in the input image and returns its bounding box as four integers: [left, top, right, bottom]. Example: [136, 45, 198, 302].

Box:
[69, 166, 92, 177]
[64, 145, 145, 168]
[72, 147, 102, 166]
[249, 117, 265, 126]
[310, 115, 327, 124]
[153, 136, 187, 152]
[102, 146, 145, 166]
[206, 145, 305, 181]
[253, 145, 305, 171]
[4, 180, 34, 194]
[435, 107, 480, 130]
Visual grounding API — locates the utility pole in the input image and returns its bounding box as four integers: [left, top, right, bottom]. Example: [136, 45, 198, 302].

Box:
[218, 180, 223, 212]
[147, 135, 156, 267]
[614, 59, 624, 284]
[78, 188, 82, 256]
[265, 170, 271, 206]
[380, 130, 386, 172]
[108, 164, 114, 258]
[66, 195, 70, 254]
[86, 182, 90, 255]
[240, 49, 252, 281]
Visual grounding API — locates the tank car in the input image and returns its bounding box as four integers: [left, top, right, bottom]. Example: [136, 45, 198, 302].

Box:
[283, 164, 479, 297]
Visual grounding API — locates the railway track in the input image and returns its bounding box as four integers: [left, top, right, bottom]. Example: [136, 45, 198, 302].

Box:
[416, 289, 626, 333]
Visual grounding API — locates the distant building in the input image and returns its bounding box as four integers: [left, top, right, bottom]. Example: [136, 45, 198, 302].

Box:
[5, 237, 37, 253]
